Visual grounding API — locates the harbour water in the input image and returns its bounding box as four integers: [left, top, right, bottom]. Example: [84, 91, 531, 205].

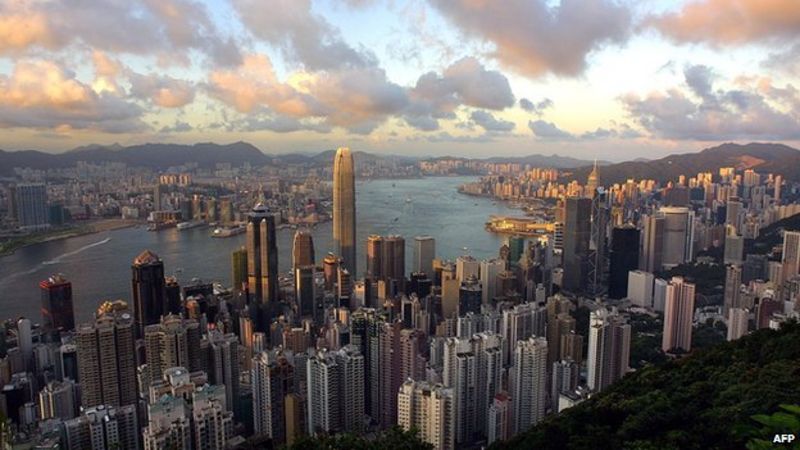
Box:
[0, 176, 521, 323]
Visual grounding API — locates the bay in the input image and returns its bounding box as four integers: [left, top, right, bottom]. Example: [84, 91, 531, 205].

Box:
[0, 176, 521, 323]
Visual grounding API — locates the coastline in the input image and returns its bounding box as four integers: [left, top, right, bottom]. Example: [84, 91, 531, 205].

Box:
[0, 219, 141, 257]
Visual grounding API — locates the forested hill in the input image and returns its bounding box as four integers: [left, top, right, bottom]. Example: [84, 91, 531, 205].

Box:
[499, 321, 800, 450]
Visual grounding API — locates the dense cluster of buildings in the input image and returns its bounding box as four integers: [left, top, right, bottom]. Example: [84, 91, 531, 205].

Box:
[0, 148, 799, 449]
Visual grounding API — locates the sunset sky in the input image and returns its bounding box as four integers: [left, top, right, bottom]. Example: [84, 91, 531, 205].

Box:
[0, 0, 799, 159]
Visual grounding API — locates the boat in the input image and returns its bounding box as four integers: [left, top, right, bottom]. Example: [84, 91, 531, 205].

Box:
[177, 221, 205, 231]
[211, 226, 246, 238]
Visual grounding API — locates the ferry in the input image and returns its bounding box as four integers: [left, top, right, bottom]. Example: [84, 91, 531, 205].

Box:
[211, 226, 246, 238]
[177, 221, 205, 231]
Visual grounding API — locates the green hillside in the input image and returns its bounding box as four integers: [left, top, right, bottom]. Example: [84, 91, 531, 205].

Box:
[499, 321, 800, 450]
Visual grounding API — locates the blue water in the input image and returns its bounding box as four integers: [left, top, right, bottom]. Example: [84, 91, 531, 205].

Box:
[0, 177, 521, 323]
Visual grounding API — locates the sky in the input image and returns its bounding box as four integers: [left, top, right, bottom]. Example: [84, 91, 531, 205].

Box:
[0, 0, 799, 160]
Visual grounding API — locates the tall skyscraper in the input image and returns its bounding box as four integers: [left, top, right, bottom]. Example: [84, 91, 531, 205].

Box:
[40, 274, 75, 336]
[231, 247, 248, 293]
[627, 270, 654, 308]
[510, 337, 548, 434]
[144, 315, 202, 383]
[292, 230, 315, 269]
[295, 265, 316, 320]
[782, 231, 800, 281]
[609, 226, 640, 299]
[132, 249, 167, 337]
[660, 207, 694, 269]
[724, 264, 743, 316]
[551, 359, 579, 409]
[14, 183, 49, 229]
[563, 197, 592, 293]
[723, 225, 744, 265]
[480, 258, 505, 305]
[662, 277, 696, 353]
[456, 255, 480, 282]
[413, 236, 436, 276]
[585, 160, 599, 197]
[252, 350, 295, 445]
[333, 147, 357, 276]
[76, 311, 137, 408]
[306, 345, 365, 435]
[586, 308, 631, 392]
[397, 380, 455, 450]
[207, 330, 240, 414]
[247, 203, 279, 304]
[640, 213, 664, 273]
[366, 234, 405, 294]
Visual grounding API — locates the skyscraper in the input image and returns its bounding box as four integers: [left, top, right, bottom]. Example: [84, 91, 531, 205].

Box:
[397, 380, 455, 450]
[480, 258, 505, 305]
[207, 330, 240, 414]
[65, 404, 139, 450]
[609, 226, 640, 299]
[662, 277, 696, 353]
[292, 230, 315, 269]
[75, 311, 137, 408]
[366, 234, 405, 294]
[247, 203, 279, 304]
[40, 274, 75, 336]
[660, 207, 694, 269]
[724, 264, 743, 316]
[333, 147, 356, 275]
[563, 197, 592, 293]
[640, 213, 664, 273]
[306, 345, 365, 435]
[132, 249, 167, 337]
[510, 337, 548, 434]
[231, 247, 248, 293]
[413, 236, 435, 276]
[782, 231, 800, 281]
[586, 308, 631, 392]
[14, 183, 49, 229]
[144, 315, 202, 383]
[252, 350, 294, 445]
[295, 265, 316, 319]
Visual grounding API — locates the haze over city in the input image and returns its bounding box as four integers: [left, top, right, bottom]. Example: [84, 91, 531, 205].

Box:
[1, 0, 799, 159]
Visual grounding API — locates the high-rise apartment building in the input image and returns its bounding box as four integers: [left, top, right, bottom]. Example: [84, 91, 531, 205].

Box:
[397, 380, 455, 450]
[64, 404, 139, 450]
[306, 345, 365, 435]
[662, 277, 696, 353]
[509, 337, 548, 434]
[586, 308, 631, 392]
[144, 314, 202, 383]
[252, 350, 295, 445]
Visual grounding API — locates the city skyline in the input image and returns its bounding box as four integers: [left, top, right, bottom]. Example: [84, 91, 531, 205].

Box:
[0, 1, 798, 160]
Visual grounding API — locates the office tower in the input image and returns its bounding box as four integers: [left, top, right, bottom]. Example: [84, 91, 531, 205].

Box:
[653, 278, 668, 312]
[627, 270, 654, 308]
[456, 255, 480, 282]
[724, 225, 744, 265]
[377, 321, 402, 427]
[547, 312, 575, 367]
[132, 249, 167, 337]
[724, 265, 743, 315]
[153, 183, 163, 212]
[323, 253, 340, 291]
[560, 331, 584, 364]
[192, 195, 203, 221]
[14, 183, 48, 229]
[727, 308, 749, 341]
[662, 277, 696, 353]
[743, 254, 768, 283]
[180, 199, 192, 221]
[640, 213, 664, 273]
[205, 197, 217, 222]
[292, 230, 315, 269]
[409, 272, 432, 299]
[247, 203, 279, 304]
[295, 265, 316, 319]
[192, 386, 234, 450]
[144, 315, 202, 383]
[219, 197, 233, 225]
[38, 379, 77, 420]
[551, 359, 579, 409]
[609, 226, 640, 299]
[586, 160, 599, 196]
[782, 231, 800, 281]
[660, 207, 694, 269]
[480, 258, 505, 305]
[333, 147, 357, 275]
[458, 276, 482, 316]
[588, 192, 609, 295]
[441, 270, 460, 319]
[64, 404, 139, 450]
[207, 330, 240, 414]
[15, 317, 32, 371]
[40, 274, 75, 336]
[252, 350, 294, 444]
[506, 237, 526, 266]
[143, 395, 191, 450]
[501, 301, 547, 365]
[586, 308, 631, 392]
[350, 308, 385, 419]
[563, 197, 592, 293]
[231, 247, 248, 292]
[726, 198, 742, 228]
[414, 236, 436, 276]
[366, 234, 406, 293]
[397, 380, 455, 450]
[337, 267, 353, 306]
[306, 345, 365, 435]
[487, 392, 511, 446]
[76, 312, 137, 408]
[510, 337, 548, 434]
[164, 277, 181, 316]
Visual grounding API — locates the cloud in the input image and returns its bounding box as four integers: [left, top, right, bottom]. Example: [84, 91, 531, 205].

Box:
[528, 120, 574, 140]
[470, 110, 515, 132]
[232, 0, 374, 71]
[622, 65, 800, 140]
[648, 0, 800, 45]
[765, 43, 800, 75]
[160, 121, 192, 133]
[129, 72, 195, 108]
[430, 0, 630, 77]
[0, 0, 240, 66]
[519, 97, 553, 115]
[0, 60, 145, 133]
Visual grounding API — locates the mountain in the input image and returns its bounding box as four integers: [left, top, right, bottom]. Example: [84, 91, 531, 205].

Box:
[745, 212, 800, 256]
[425, 153, 604, 169]
[567, 142, 800, 184]
[499, 321, 800, 450]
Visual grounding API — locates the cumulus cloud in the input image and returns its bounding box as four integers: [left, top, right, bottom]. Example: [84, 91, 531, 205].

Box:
[0, 0, 240, 66]
[129, 72, 195, 108]
[622, 65, 800, 140]
[529, 120, 574, 140]
[232, 0, 374, 71]
[649, 0, 800, 45]
[0, 60, 145, 133]
[519, 97, 554, 115]
[470, 110, 515, 132]
[160, 121, 192, 133]
[430, 0, 630, 77]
